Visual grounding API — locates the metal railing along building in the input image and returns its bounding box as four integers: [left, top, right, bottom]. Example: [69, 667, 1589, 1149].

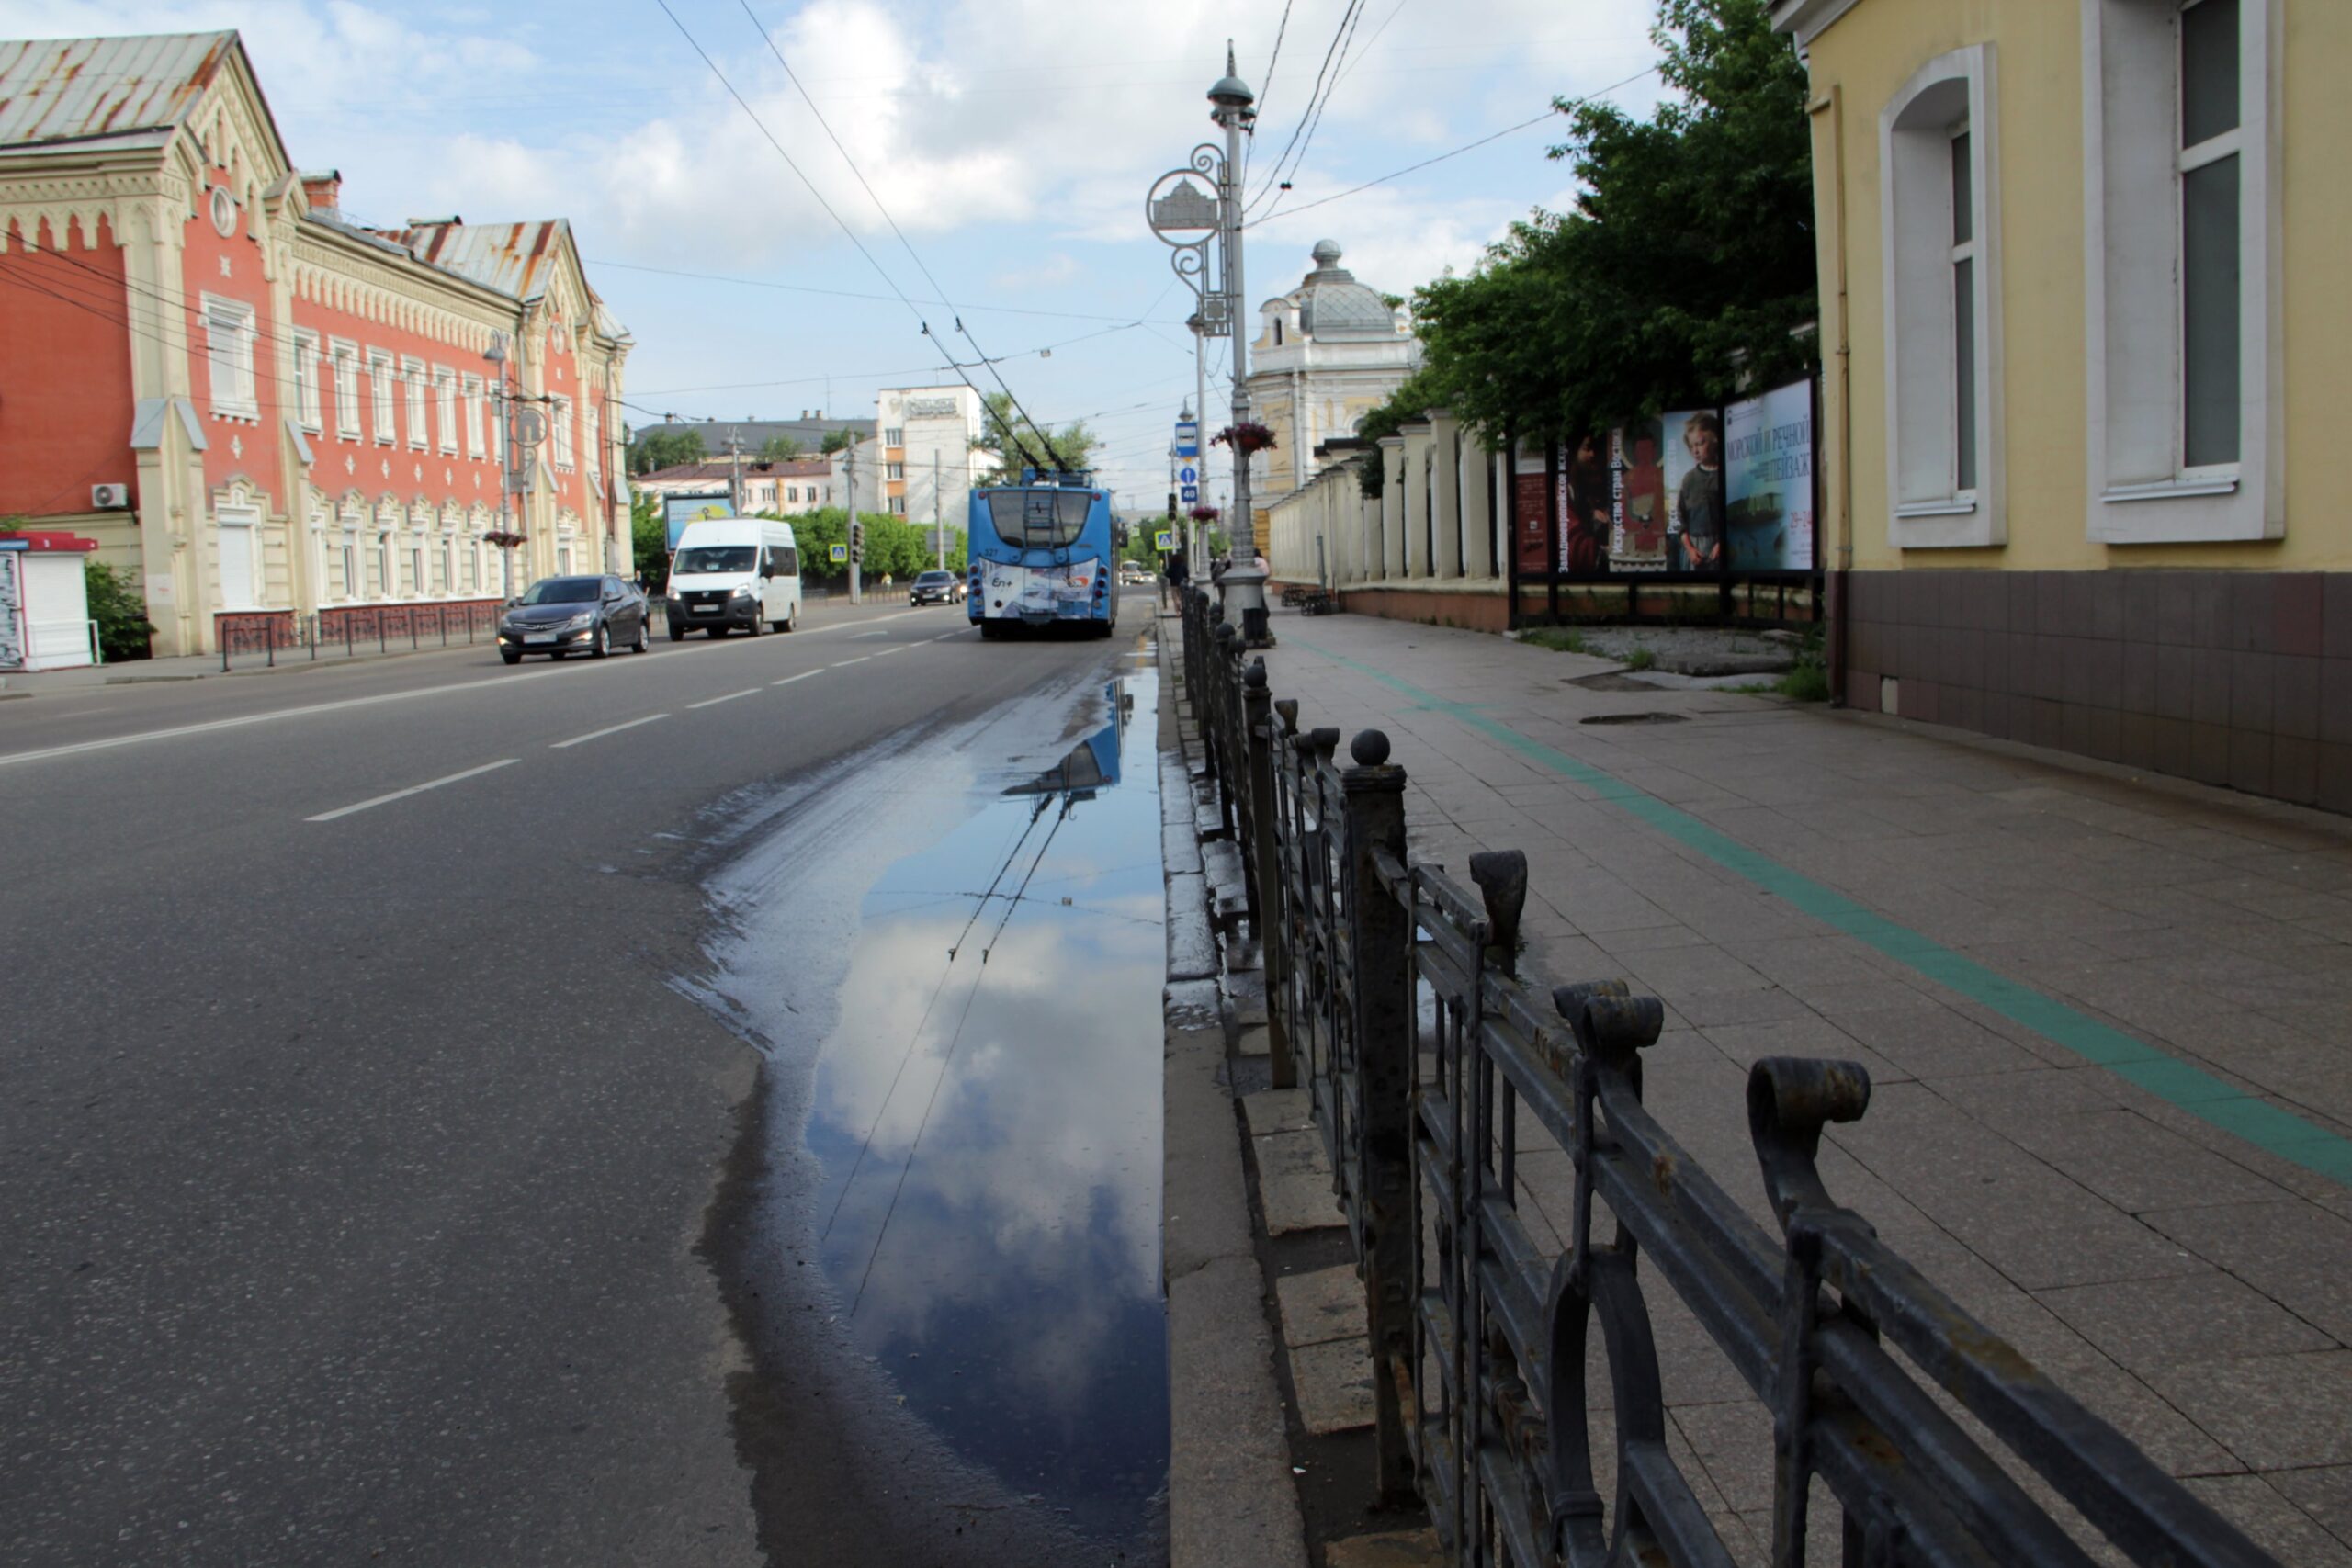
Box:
[1176, 585, 2275, 1568]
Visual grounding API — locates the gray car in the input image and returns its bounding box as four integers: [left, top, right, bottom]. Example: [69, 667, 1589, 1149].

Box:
[496, 575, 650, 663]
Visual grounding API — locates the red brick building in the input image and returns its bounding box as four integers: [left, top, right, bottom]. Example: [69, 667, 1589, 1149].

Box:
[0, 31, 632, 656]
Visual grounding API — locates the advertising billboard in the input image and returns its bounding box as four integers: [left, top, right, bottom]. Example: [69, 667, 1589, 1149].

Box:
[1512, 447, 1552, 578]
[1661, 408, 1724, 572]
[1724, 379, 1815, 570]
[663, 491, 734, 548]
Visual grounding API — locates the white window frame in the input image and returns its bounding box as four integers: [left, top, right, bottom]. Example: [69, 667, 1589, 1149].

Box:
[1879, 45, 2003, 549]
[463, 375, 488, 458]
[402, 357, 429, 449]
[215, 498, 263, 608]
[2083, 0, 2280, 543]
[329, 339, 360, 439]
[199, 294, 259, 422]
[551, 395, 576, 470]
[291, 329, 322, 432]
[584, 402, 602, 483]
[367, 351, 396, 444]
[434, 367, 459, 455]
[884, 426, 904, 447]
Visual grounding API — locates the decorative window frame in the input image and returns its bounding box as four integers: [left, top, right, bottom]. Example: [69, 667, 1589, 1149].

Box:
[199, 293, 260, 423]
[2083, 0, 2282, 544]
[401, 357, 429, 449]
[1878, 44, 2004, 549]
[551, 395, 576, 470]
[366, 350, 396, 444]
[290, 329, 322, 432]
[462, 375, 487, 458]
[213, 484, 264, 608]
[434, 366, 459, 455]
[328, 338, 360, 438]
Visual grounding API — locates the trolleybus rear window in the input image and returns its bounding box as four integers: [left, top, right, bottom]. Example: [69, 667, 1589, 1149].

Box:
[985, 489, 1092, 548]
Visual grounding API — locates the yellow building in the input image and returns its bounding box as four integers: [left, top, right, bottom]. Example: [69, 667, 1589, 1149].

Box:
[1776, 0, 2350, 811]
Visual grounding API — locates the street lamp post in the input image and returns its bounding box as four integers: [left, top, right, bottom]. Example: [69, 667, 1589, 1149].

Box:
[1206, 47, 1270, 644]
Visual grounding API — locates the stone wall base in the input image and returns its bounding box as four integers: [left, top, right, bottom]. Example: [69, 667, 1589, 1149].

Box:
[1844, 569, 2352, 814]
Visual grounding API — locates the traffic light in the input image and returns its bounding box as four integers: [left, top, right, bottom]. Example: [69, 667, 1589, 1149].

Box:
[849, 520, 864, 564]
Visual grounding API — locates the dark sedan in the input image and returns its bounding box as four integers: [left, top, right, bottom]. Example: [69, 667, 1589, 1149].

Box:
[496, 575, 649, 664]
[910, 569, 965, 605]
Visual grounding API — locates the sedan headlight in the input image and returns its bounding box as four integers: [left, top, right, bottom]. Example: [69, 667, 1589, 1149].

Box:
[565, 611, 595, 630]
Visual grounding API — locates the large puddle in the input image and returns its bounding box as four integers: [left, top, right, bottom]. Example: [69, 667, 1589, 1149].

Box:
[700, 656, 1168, 1562]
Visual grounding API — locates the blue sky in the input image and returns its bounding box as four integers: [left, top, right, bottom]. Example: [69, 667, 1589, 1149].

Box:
[6, 0, 1668, 508]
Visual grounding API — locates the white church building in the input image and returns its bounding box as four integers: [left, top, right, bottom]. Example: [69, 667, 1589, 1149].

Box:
[1242, 240, 1421, 502]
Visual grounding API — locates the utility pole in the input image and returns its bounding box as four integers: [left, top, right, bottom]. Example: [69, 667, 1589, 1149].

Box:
[933, 449, 944, 570]
[727, 427, 744, 517]
[1208, 46, 1267, 644]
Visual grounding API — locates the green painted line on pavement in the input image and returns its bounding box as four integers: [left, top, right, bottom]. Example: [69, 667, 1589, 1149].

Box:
[1293, 637, 2352, 1189]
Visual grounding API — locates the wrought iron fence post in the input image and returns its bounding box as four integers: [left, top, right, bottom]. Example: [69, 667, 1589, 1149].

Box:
[1340, 728, 1417, 1505]
[1211, 622, 1240, 837]
[1242, 660, 1295, 1089]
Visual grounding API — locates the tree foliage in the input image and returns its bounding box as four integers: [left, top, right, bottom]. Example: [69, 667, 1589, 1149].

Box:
[85, 559, 155, 662]
[973, 391, 1098, 477]
[629, 492, 670, 592]
[775, 508, 965, 586]
[1368, 0, 1815, 447]
[820, 428, 856, 456]
[631, 428, 707, 475]
[758, 434, 804, 460]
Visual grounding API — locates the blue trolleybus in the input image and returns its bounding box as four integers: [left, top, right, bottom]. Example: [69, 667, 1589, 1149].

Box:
[967, 470, 1119, 639]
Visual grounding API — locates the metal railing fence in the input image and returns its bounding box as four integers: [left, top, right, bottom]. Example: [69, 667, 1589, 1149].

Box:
[1175, 584, 2274, 1568]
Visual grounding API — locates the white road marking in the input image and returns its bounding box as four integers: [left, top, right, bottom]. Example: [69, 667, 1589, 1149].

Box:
[924, 631, 966, 643]
[552, 713, 669, 749]
[688, 688, 762, 709]
[874, 647, 906, 658]
[852, 630, 890, 638]
[306, 759, 518, 822]
[831, 656, 871, 668]
[772, 671, 822, 687]
[0, 665, 580, 771]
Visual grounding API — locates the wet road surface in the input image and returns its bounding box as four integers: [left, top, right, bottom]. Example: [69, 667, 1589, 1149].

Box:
[702, 641, 1169, 1564]
[0, 596, 1161, 1565]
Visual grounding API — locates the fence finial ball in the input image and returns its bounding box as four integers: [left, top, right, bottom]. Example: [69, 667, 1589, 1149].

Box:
[1351, 729, 1391, 766]
[1245, 659, 1268, 690]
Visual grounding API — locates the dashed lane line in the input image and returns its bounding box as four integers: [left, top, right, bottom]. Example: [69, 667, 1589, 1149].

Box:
[688, 688, 762, 710]
[773, 671, 822, 687]
[832, 656, 872, 668]
[306, 759, 519, 822]
[551, 714, 669, 749]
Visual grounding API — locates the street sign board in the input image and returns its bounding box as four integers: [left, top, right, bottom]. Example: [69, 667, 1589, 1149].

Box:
[1180, 485, 1198, 503]
[511, 407, 548, 447]
[1179, 465, 1197, 486]
[1154, 529, 1174, 552]
[830, 543, 849, 563]
[1174, 420, 1199, 458]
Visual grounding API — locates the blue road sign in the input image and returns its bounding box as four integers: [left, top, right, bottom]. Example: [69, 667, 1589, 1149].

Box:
[1154, 529, 1174, 551]
[1180, 485, 1199, 503]
[1174, 419, 1199, 458]
[1179, 465, 1197, 486]
[830, 543, 848, 563]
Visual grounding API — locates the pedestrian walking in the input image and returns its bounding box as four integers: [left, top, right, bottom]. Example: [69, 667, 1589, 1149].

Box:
[1163, 549, 1188, 610]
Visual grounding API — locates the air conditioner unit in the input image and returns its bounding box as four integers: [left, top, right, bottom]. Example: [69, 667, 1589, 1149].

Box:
[91, 483, 131, 510]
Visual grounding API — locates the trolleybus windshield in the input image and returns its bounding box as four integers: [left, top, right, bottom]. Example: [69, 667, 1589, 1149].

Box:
[984, 489, 1093, 548]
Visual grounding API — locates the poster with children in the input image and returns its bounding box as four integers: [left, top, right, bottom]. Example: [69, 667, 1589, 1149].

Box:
[1723, 380, 1815, 570]
[1658, 408, 1725, 573]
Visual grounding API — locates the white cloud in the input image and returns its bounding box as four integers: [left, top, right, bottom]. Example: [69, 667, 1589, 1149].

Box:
[990, 253, 1081, 291]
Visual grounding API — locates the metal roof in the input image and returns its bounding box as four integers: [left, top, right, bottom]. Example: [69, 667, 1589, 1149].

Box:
[0, 31, 236, 152]
[395, 220, 571, 305]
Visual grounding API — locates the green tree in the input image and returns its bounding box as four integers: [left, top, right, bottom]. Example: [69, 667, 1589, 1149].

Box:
[1378, 0, 1815, 447]
[820, 428, 856, 456]
[759, 434, 804, 460]
[84, 559, 154, 662]
[629, 492, 670, 592]
[631, 428, 706, 475]
[972, 391, 1097, 477]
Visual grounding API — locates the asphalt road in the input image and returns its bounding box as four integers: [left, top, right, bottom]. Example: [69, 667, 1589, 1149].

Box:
[0, 595, 1149, 1565]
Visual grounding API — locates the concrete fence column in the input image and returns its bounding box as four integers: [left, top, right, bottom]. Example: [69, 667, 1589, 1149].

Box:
[1377, 436, 1405, 581]
[1400, 421, 1431, 580]
[1461, 433, 1497, 580]
[1429, 410, 1464, 579]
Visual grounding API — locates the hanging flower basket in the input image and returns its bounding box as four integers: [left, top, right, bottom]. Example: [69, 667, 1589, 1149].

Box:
[1212, 421, 1277, 456]
[1186, 504, 1221, 524]
[482, 529, 527, 548]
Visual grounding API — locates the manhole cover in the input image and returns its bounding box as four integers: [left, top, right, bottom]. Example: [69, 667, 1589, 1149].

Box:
[1579, 711, 1687, 725]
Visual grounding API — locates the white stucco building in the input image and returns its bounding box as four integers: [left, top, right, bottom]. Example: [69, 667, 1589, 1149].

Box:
[1243, 240, 1421, 502]
[874, 385, 998, 527]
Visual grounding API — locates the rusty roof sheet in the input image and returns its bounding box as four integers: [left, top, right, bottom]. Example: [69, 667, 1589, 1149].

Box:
[395, 220, 570, 304]
[0, 31, 237, 152]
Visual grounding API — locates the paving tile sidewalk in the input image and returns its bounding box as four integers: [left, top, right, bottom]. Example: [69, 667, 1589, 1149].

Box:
[1246, 604, 2352, 1565]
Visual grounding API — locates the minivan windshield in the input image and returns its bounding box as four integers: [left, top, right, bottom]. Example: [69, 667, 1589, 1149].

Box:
[674, 546, 757, 575]
[518, 577, 600, 604]
[984, 489, 1093, 548]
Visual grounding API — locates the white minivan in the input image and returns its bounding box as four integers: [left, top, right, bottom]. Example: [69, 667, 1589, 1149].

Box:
[666, 517, 801, 638]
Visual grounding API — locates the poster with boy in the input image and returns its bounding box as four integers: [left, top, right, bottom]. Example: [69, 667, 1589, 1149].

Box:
[1607, 418, 1668, 570]
[1660, 409, 1724, 572]
[1724, 379, 1815, 570]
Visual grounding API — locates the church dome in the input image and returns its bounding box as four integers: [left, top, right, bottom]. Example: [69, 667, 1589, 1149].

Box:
[1293, 242, 1397, 342]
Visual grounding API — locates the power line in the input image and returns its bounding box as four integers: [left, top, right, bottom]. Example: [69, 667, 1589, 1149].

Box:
[1245, 65, 1657, 228]
[1243, 0, 1298, 195]
[1269, 0, 1374, 210]
[1246, 0, 1364, 215]
[733, 0, 1063, 476]
[584, 258, 1188, 324]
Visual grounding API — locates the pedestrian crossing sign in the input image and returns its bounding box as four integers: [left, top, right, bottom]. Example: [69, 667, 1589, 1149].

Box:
[830, 543, 848, 563]
[1154, 529, 1174, 552]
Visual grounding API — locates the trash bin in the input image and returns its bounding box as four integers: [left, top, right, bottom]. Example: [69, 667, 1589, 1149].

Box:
[0, 530, 102, 671]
